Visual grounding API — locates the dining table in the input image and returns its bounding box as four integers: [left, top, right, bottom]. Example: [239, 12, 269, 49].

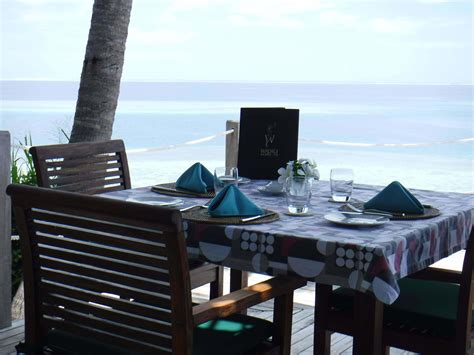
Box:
[103, 179, 474, 355]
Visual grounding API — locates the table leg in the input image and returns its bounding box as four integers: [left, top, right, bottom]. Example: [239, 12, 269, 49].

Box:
[353, 291, 384, 355]
[314, 284, 331, 355]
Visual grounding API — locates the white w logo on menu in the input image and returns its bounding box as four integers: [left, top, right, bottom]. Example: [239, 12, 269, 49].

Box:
[261, 122, 279, 157]
[264, 122, 276, 148]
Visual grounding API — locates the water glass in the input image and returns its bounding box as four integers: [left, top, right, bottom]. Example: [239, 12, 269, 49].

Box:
[330, 168, 354, 202]
[213, 167, 238, 193]
[285, 177, 312, 214]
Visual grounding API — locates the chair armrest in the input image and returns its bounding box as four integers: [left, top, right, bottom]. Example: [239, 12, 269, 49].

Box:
[192, 276, 306, 326]
[408, 267, 462, 284]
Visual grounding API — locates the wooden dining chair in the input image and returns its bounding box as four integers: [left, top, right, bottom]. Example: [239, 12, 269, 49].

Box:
[315, 228, 474, 355]
[29, 140, 224, 299]
[9, 184, 306, 355]
[29, 139, 132, 194]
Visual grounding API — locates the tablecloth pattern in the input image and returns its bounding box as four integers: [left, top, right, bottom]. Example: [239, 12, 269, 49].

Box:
[104, 181, 473, 304]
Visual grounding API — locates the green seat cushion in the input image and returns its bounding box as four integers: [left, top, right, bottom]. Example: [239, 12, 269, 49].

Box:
[332, 278, 465, 337]
[388, 278, 458, 321]
[193, 313, 273, 355]
[385, 278, 460, 337]
[44, 314, 272, 355]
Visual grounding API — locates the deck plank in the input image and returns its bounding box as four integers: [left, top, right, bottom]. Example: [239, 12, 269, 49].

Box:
[0, 320, 24, 355]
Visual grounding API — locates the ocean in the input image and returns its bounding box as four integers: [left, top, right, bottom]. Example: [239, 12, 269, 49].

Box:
[0, 82, 472, 193]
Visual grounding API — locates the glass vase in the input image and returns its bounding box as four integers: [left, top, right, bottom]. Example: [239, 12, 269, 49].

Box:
[285, 176, 312, 214]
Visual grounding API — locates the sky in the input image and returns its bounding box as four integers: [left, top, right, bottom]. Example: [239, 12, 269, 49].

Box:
[0, 0, 472, 84]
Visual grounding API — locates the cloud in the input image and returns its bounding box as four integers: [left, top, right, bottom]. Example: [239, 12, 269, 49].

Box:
[392, 40, 471, 48]
[369, 18, 424, 34]
[16, 0, 84, 5]
[14, 0, 92, 23]
[228, 0, 331, 28]
[228, 14, 303, 28]
[416, 0, 469, 3]
[169, 0, 227, 10]
[128, 28, 196, 45]
[319, 11, 359, 28]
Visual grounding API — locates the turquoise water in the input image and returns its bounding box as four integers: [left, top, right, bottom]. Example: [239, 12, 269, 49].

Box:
[1, 83, 472, 192]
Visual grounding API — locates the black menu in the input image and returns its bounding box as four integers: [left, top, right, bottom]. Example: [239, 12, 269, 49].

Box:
[237, 107, 299, 180]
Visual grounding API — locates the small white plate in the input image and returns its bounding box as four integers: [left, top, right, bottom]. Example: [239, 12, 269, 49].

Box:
[257, 186, 285, 196]
[324, 212, 389, 227]
[284, 210, 314, 217]
[238, 177, 251, 184]
[127, 195, 183, 207]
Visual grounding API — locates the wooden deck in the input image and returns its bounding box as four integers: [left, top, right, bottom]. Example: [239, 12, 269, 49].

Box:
[0, 304, 416, 355]
[1, 268, 471, 354]
[0, 320, 24, 355]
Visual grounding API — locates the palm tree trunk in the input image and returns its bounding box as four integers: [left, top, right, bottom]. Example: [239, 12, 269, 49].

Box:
[70, 0, 133, 143]
[11, 282, 23, 321]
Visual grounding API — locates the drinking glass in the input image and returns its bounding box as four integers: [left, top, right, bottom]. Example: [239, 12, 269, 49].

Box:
[285, 176, 312, 214]
[330, 168, 354, 202]
[213, 167, 239, 193]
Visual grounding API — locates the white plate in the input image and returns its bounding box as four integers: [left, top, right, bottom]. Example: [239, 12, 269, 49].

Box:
[257, 186, 285, 196]
[127, 196, 183, 206]
[238, 177, 251, 184]
[324, 212, 389, 227]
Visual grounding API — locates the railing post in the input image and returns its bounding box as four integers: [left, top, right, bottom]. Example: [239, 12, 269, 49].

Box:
[0, 131, 12, 329]
[225, 120, 239, 169]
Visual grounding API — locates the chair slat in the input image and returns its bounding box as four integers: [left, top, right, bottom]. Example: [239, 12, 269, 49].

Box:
[46, 161, 122, 175]
[32, 209, 168, 244]
[40, 282, 172, 322]
[44, 153, 120, 169]
[47, 169, 124, 186]
[50, 177, 126, 193]
[36, 235, 169, 270]
[35, 222, 167, 256]
[31, 209, 172, 239]
[38, 248, 170, 283]
[39, 257, 172, 296]
[42, 293, 172, 335]
[39, 268, 172, 310]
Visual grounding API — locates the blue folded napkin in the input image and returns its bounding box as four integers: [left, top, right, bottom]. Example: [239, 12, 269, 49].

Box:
[208, 185, 264, 217]
[175, 162, 214, 193]
[364, 181, 424, 214]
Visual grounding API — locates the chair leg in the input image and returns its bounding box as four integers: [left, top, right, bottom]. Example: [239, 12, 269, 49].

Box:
[230, 269, 249, 314]
[209, 266, 224, 299]
[353, 291, 384, 355]
[315, 284, 331, 355]
[273, 292, 294, 355]
[230, 269, 249, 291]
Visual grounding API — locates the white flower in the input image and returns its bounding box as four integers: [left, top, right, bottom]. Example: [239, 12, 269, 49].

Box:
[277, 158, 320, 182]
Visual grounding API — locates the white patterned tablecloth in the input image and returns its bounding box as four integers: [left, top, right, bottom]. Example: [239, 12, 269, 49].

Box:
[104, 180, 473, 305]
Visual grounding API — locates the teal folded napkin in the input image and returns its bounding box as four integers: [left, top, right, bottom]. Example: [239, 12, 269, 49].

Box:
[208, 185, 264, 217]
[364, 181, 424, 214]
[175, 162, 214, 193]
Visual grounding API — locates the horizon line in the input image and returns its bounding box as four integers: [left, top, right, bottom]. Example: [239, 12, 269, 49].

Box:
[0, 79, 472, 86]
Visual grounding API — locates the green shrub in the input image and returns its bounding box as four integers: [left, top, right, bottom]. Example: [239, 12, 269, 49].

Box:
[11, 135, 37, 298]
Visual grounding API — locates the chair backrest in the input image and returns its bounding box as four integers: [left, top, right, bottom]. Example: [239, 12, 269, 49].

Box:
[30, 140, 131, 194]
[8, 184, 194, 354]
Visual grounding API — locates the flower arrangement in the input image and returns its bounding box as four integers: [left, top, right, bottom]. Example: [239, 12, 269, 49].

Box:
[277, 158, 320, 184]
